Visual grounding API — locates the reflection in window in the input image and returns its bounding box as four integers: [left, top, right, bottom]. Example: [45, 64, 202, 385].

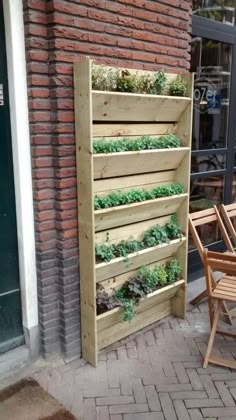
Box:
[193, 1, 236, 25]
[189, 175, 225, 251]
[191, 37, 231, 151]
[190, 176, 224, 211]
[191, 154, 226, 173]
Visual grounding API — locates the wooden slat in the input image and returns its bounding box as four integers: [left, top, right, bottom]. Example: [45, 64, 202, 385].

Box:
[93, 123, 177, 138]
[95, 194, 188, 232]
[96, 238, 185, 282]
[92, 91, 191, 122]
[94, 171, 175, 195]
[74, 59, 97, 367]
[97, 280, 184, 349]
[94, 148, 189, 179]
[95, 214, 171, 245]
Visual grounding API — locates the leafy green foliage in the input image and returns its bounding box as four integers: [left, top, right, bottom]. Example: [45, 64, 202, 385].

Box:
[166, 259, 182, 283]
[96, 258, 182, 321]
[165, 214, 182, 239]
[93, 134, 181, 154]
[122, 299, 136, 322]
[92, 66, 168, 95]
[169, 76, 187, 97]
[95, 215, 182, 263]
[94, 184, 184, 210]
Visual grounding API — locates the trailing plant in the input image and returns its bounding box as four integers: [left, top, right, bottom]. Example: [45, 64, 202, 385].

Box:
[94, 184, 184, 210]
[93, 134, 181, 154]
[95, 215, 182, 263]
[169, 75, 187, 97]
[96, 259, 182, 320]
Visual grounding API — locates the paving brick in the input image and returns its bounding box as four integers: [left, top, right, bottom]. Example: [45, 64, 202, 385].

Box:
[132, 380, 146, 403]
[124, 414, 164, 420]
[110, 416, 122, 420]
[159, 392, 177, 420]
[173, 362, 190, 384]
[156, 384, 192, 392]
[187, 369, 204, 390]
[127, 347, 138, 359]
[202, 407, 236, 417]
[83, 398, 96, 420]
[110, 403, 149, 415]
[230, 387, 236, 400]
[188, 409, 204, 419]
[199, 374, 219, 398]
[117, 348, 128, 360]
[143, 376, 178, 386]
[185, 398, 224, 408]
[145, 385, 161, 411]
[96, 396, 134, 406]
[96, 405, 109, 420]
[170, 390, 207, 400]
[84, 388, 120, 398]
[214, 381, 235, 406]
[173, 399, 191, 420]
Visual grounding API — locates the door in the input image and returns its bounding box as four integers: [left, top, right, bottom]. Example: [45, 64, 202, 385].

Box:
[0, 1, 23, 352]
[189, 8, 236, 276]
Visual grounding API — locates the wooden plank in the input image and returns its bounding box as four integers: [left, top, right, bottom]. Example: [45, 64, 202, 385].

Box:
[92, 91, 191, 122]
[94, 148, 189, 179]
[95, 214, 171, 245]
[94, 171, 175, 195]
[93, 123, 177, 138]
[74, 59, 97, 367]
[97, 280, 184, 349]
[96, 238, 186, 282]
[95, 194, 188, 232]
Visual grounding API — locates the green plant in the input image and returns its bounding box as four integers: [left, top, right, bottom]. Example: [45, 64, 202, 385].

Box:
[94, 184, 184, 210]
[169, 75, 187, 97]
[166, 259, 182, 283]
[152, 70, 167, 94]
[96, 258, 182, 320]
[93, 134, 181, 154]
[165, 215, 182, 239]
[95, 215, 182, 263]
[122, 299, 136, 322]
[116, 70, 139, 93]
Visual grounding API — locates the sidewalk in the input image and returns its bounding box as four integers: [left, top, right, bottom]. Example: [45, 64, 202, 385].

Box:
[32, 277, 236, 419]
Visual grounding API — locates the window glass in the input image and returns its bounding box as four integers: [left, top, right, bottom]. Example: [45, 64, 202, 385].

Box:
[193, 1, 236, 25]
[191, 37, 231, 150]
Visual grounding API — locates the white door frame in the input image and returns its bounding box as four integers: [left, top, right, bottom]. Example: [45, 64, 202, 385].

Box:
[2, 0, 39, 356]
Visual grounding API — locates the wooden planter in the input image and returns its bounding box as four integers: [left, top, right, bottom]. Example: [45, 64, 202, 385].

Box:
[74, 59, 193, 366]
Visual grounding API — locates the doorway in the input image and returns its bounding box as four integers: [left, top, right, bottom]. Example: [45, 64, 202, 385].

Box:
[0, 1, 23, 352]
[189, 8, 236, 276]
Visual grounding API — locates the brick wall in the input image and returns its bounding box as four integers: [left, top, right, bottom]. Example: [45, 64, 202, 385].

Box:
[23, 0, 192, 360]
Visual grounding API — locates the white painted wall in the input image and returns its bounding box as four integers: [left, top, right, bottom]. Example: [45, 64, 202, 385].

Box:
[2, 0, 38, 340]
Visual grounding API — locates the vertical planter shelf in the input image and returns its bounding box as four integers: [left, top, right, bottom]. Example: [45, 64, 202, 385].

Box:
[74, 58, 193, 366]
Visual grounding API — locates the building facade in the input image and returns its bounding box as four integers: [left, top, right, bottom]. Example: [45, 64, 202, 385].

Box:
[3, 1, 235, 362]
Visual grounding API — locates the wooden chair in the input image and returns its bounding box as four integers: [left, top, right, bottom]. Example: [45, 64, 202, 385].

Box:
[203, 249, 236, 369]
[220, 203, 236, 248]
[188, 205, 234, 324]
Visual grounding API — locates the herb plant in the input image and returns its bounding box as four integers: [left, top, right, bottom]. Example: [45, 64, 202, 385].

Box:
[96, 259, 182, 321]
[169, 76, 187, 97]
[95, 215, 182, 263]
[92, 66, 168, 95]
[93, 134, 181, 154]
[94, 184, 184, 210]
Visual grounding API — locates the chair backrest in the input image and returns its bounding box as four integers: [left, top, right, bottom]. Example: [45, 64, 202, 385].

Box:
[189, 205, 234, 264]
[220, 203, 236, 247]
[203, 249, 236, 296]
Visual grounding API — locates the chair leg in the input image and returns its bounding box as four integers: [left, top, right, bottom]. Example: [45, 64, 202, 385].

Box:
[189, 288, 208, 306]
[203, 300, 223, 369]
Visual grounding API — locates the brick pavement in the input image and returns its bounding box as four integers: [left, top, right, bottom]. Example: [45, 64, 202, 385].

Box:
[34, 302, 236, 419]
